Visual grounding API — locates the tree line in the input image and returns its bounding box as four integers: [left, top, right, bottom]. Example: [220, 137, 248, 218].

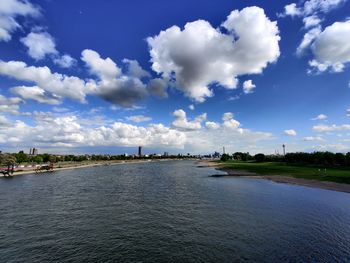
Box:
[221, 151, 350, 167]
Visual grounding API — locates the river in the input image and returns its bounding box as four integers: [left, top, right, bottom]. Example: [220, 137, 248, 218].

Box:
[1, 160, 349, 262]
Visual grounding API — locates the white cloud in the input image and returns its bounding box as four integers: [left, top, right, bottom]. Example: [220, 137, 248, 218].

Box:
[20, 31, 76, 68]
[282, 0, 346, 18]
[283, 3, 302, 17]
[82, 49, 120, 80]
[189, 104, 195, 110]
[11, 86, 61, 105]
[0, 109, 277, 154]
[309, 20, 350, 73]
[21, 32, 57, 60]
[147, 6, 280, 102]
[282, 0, 346, 63]
[297, 26, 321, 55]
[302, 136, 324, 141]
[122, 59, 150, 78]
[0, 60, 94, 103]
[0, 0, 39, 42]
[312, 113, 328, 120]
[81, 49, 148, 107]
[303, 15, 322, 29]
[284, 129, 297, 136]
[171, 109, 206, 131]
[0, 113, 187, 149]
[313, 124, 350, 132]
[126, 115, 152, 123]
[243, 80, 256, 94]
[205, 121, 220, 130]
[222, 112, 241, 130]
[184, 126, 273, 154]
[53, 54, 76, 68]
[0, 94, 22, 114]
[312, 143, 349, 152]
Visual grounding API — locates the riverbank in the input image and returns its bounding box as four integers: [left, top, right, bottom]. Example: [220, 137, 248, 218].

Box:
[199, 160, 350, 193]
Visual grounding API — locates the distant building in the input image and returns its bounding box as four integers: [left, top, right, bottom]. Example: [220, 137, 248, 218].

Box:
[163, 152, 169, 157]
[29, 148, 38, 156]
[138, 146, 142, 157]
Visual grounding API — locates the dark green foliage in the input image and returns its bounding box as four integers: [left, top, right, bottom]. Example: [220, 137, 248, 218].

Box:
[254, 153, 265, 162]
[233, 152, 252, 161]
[285, 152, 350, 167]
[220, 154, 231, 162]
[15, 151, 28, 163]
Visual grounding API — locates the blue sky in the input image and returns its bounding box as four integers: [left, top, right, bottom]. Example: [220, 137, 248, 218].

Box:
[1, 0, 350, 155]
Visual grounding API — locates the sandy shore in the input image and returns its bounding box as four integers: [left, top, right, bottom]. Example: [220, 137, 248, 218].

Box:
[198, 160, 350, 194]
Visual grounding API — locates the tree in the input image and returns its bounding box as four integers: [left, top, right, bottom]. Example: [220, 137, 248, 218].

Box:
[220, 154, 231, 162]
[254, 153, 265, 162]
[32, 155, 43, 163]
[15, 151, 28, 163]
[0, 154, 17, 166]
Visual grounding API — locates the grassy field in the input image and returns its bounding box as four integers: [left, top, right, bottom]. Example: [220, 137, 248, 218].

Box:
[219, 161, 350, 184]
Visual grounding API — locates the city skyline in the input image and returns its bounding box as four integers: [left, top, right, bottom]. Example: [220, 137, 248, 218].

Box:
[1, 0, 350, 154]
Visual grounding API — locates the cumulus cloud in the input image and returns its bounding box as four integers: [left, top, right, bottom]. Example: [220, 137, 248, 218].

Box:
[311, 113, 328, 120]
[0, 60, 94, 102]
[0, 0, 40, 42]
[82, 49, 148, 107]
[281, 0, 346, 62]
[189, 104, 195, 110]
[147, 6, 280, 102]
[222, 112, 241, 131]
[0, 112, 187, 148]
[20, 31, 76, 67]
[53, 54, 76, 68]
[243, 80, 256, 94]
[0, 94, 22, 114]
[284, 129, 297, 136]
[147, 78, 168, 98]
[309, 20, 350, 73]
[126, 115, 152, 123]
[171, 109, 207, 131]
[205, 121, 220, 130]
[11, 86, 61, 105]
[21, 32, 57, 60]
[122, 59, 150, 79]
[184, 125, 273, 154]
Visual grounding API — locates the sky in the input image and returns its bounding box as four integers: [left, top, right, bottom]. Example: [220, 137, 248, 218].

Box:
[1, 0, 350, 155]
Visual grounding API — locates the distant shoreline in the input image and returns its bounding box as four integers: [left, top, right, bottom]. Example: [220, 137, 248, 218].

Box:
[198, 160, 350, 194]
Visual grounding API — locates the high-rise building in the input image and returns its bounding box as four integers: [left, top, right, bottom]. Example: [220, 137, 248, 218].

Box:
[138, 146, 142, 157]
[29, 148, 38, 155]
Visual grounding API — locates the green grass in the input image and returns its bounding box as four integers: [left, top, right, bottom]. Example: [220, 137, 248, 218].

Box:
[219, 161, 350, 184]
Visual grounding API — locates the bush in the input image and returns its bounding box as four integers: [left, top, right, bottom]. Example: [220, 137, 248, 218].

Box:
[220, 154, 231, 162]
[254, 153, 265, 162]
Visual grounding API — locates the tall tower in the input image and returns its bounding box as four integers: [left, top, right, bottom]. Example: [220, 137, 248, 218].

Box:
[138, 146, 142, 157]
[223, 146, 226, 155]
[282, 144, 286, 156]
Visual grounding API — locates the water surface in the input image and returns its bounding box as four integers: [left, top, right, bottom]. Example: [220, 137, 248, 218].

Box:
[1, 160, 350, 262]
